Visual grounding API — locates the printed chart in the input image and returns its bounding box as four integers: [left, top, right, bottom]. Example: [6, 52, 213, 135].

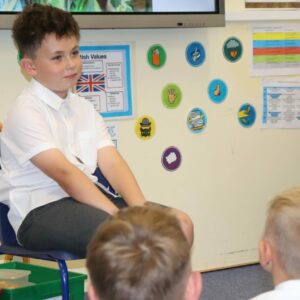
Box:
[251, 24, 300, 76]
[262, 78, 300, 128]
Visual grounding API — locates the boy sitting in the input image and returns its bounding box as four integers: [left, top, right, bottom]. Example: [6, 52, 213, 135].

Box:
[0, 4, 193, 257]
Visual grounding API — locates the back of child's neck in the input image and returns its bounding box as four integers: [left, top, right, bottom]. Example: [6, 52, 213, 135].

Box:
[273, 269, 300, 287]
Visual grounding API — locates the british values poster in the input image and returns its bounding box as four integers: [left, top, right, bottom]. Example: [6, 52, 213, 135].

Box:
[76, 44, 133, 119]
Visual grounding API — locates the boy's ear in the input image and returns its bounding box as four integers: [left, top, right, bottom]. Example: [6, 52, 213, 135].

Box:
[87, 281, 101, 300]
[259, 239, 273, 273]
[183, 271, 202, 300]
[20, 57, 37, 77]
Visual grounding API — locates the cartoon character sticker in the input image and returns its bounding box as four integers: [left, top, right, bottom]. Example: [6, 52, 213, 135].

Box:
[161, 146, 182, 171]
[135, 115, 156, 140]
[223, 37, 243, 63]
[208, 79, 228, 104]
[162, 83, 182, 109]
[147, 44, 167, 69]
[187, 108, 207, 133]
[238, 103, 256, 128]
[185, 41, 206, 67]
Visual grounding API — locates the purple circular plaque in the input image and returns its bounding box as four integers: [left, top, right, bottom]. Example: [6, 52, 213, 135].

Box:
[161, 146, 182, 171]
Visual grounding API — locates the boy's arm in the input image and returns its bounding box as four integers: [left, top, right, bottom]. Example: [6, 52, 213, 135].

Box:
[31, 148, 119, 215]
[97, 146, 146, 206]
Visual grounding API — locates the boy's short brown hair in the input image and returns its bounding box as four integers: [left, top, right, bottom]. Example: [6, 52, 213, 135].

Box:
[87, 205, 191, 300]
[264, 187, 300, 277]
[12, 4, 80, 58]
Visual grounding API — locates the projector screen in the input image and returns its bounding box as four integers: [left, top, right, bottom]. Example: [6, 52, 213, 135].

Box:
[0, 0, 225, 29]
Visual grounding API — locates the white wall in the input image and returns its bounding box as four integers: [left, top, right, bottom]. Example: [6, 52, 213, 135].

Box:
[1, 1, 300, 271]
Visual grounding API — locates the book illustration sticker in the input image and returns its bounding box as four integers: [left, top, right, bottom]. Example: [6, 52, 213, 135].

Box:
[147, 44, 167, 69]
[208, 79, 228, 104]
[161, 146, 182, 171]
[187, 108, 207, 133]
[162, 83, 182, 109]
[185, 41, 206, 67]
[238, 103, 256, 128]
[223, 37, 243, 63]
[135, 115, 156, 140]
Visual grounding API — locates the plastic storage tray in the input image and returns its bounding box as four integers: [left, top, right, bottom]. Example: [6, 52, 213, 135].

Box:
[0, 269, 32, 289]
[0, 262, 87, 300]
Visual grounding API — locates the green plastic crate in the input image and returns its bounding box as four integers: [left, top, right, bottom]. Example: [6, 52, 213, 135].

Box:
[0, 262, 87, 300]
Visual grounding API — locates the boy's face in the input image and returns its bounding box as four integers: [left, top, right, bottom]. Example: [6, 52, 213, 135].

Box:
[25, 33, 82, 99]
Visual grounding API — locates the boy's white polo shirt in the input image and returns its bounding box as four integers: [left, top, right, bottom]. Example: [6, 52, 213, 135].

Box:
[250, 280, 300, 299]
[0, 79, 114, 235]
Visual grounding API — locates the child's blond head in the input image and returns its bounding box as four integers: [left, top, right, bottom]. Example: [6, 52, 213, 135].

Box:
[264, 187, 300, 277]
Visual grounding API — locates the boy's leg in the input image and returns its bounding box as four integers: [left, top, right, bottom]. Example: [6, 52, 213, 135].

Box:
[17, 196, 127, 257]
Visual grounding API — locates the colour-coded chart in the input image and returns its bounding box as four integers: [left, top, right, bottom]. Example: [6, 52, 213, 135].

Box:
[251, 24, 300, 76]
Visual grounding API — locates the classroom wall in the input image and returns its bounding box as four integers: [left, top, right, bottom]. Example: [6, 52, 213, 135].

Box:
[1, 1, 300, 271]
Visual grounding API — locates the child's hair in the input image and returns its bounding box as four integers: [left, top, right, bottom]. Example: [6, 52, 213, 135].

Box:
[264, 187, 300, 277]
[12, 4, 80, 58]
[87, 205, 191, 300]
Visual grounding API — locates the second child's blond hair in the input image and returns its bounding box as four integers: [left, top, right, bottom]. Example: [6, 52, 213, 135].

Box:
[264, 187, 300, 277]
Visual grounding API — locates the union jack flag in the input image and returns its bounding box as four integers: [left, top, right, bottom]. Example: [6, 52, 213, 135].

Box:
[76, 73, 106, 93]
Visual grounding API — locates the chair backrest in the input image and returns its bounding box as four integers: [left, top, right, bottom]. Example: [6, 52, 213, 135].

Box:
[93, 167, 118, 197]
[0, 203, 18, 246]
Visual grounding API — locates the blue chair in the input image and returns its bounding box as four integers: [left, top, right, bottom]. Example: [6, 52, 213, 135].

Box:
[93, 167, 119, 197]
[0, 167, 117, 299]
[0, 202, 84, 300]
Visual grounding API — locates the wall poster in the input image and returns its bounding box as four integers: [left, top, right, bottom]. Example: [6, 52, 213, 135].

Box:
[76, 44, 133, 119]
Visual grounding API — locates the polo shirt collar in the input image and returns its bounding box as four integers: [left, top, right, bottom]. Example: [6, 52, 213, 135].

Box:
[29, 79, 71, 111]
[276, 279, 300, 291]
